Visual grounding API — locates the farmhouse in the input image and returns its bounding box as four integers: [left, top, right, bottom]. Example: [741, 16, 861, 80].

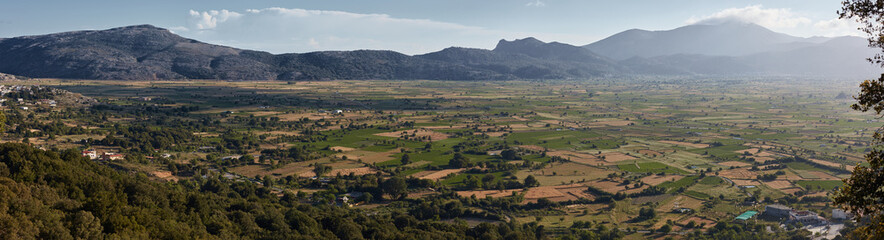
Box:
[82, 150, 98, 160]
[102, 152, 125, 161]
[764, 204, 792, 218]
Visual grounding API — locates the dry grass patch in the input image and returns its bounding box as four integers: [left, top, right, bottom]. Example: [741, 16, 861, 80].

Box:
[718, 168, 756, 179]
[718, 161, 751, 167]
[599, 152, 636, 163]
[641, 175, 685, 186]
[731, 179, 761, 187]
[330, 146, 357, 152]
[416, 168, 466, 180]
[637, 149, 663, 157]
[151, 171, 178, 182]
[586, 179, 648, 194]
[658, 140, 709, 148]
[374, 129, 449, 142]
[763, 180, 794, 190]
[299, 167, 378, 177]
[585, 120, 634, 127]
[517, 145, 547, 151]
[810, 159, 853, 171]
[457, 189, 520, 199]
[547, 150, 603, 165]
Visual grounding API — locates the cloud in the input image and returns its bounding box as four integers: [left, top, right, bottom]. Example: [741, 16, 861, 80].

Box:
[686, 5, 862, 37]
[813, 18, 862, 37]
[526, 0, 546, 7]
[179, 7, 507, 54]
[686, 5, 811, 29]
[187, 9, 242, 30]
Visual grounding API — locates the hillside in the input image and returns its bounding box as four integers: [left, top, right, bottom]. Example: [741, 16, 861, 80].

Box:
[0, 143, 547, 239]
[0, 23, 878, 80]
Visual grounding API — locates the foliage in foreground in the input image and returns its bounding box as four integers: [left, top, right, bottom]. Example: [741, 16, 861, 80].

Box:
[0, 143, 547, 239]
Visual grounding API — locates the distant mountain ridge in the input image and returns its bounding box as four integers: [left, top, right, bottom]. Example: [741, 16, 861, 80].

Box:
[0, 22, 878, 80]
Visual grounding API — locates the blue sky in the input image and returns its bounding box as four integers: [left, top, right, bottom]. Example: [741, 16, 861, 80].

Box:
[0, 0, 859, 54]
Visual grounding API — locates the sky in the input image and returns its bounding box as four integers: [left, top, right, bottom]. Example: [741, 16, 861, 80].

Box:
[0, 0, 862, 55]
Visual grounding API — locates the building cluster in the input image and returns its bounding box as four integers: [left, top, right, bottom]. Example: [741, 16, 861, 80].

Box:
[764, 204, 834, 225]
[0, 85, 58, 108]
[81, 149, 125, 161]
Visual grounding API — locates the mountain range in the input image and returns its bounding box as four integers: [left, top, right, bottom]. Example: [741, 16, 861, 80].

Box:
[0, 21, 878, 80]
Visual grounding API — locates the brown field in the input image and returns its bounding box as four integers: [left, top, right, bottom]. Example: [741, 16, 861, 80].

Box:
[457, 184, 593, 203]
[600, 152, 636, 163]
[374, 129, 449, 142]
[515, 162, 613, 186]
[658, 140, 709, 148]
[637, 149, 663, 157]
[330, 146, 357, 152]
[517, 145, 547, 151]
[586, 179, 649, 194]
[734, 148, 760, 155]
[547, 150, 603, 165]
[762, 180, 794, 189]
[753, 156, 776, 163]
[718, 168, 756, 179]
[641, 175, 685, 186]
[731, 179, 761, 186]
[522, 184, 594, 203]
[808, 171, 840, 180]
[585, 120, 635, 127]
[780, 187, 803, 195]
[456, 189, 520, 199]
[299, 167, 377, 177]
[810, 159, 854, 172]
[334, 148, 401, 164]
[678, 217, 716, 229]
[231, 160, 318, 177]
[257, 131, 301, 136]
[415, 168, 466, 180]
[754, 151, 778, 157]
[151, 171, 178, 182]
[276, 113, 330, 121]
[658, 195, 705, 211]
[718, 161, 751, 167]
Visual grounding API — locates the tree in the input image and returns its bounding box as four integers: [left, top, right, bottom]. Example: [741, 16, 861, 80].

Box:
[835, 1, 884, 238]
[449, 153, 470, 168]
[383, 176, 408, 199]
[524, 175, 540, 187]
[0, 110, 5, 132]
[313, 164, 331, 178]
[501, 149, 519, 160]
[400, 154, 411, 165]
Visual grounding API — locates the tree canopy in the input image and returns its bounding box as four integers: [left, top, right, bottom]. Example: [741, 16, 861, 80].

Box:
[834, 1, 884, 238]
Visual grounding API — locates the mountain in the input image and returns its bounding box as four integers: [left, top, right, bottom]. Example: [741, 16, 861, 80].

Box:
[586, 20, 879, 77]
[0, 25, 508, 80]
[584, 21, 817, 60]
[417, 38, 623, 79]
[0, 23, 878, 80]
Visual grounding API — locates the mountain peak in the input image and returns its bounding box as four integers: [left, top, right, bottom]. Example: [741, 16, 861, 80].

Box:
[585, 20, 804, 60]
[493, 37, 547, 52]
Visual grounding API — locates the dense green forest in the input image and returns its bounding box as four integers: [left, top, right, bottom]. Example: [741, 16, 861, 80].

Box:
[0, 143, 555, 239]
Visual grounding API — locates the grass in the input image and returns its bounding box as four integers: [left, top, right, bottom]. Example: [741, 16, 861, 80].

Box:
[618, 162, 689, 174]
[684, 190, 712, 200]
[796, 180, 844, 191]
[506, 130, 621, 150]
[658, 176, 699, 192]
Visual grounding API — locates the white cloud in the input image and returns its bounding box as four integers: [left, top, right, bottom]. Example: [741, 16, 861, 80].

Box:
[813, 18, 862, 37]
[686, 5, 810, 30]
[686, 5, 863, 38]
[187, 9, 242, 30]
[176, 7, 597, 54]
[526, 0, 546, 7]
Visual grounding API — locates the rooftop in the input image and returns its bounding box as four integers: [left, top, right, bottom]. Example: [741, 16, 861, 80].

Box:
[735, 210, 759, 221]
